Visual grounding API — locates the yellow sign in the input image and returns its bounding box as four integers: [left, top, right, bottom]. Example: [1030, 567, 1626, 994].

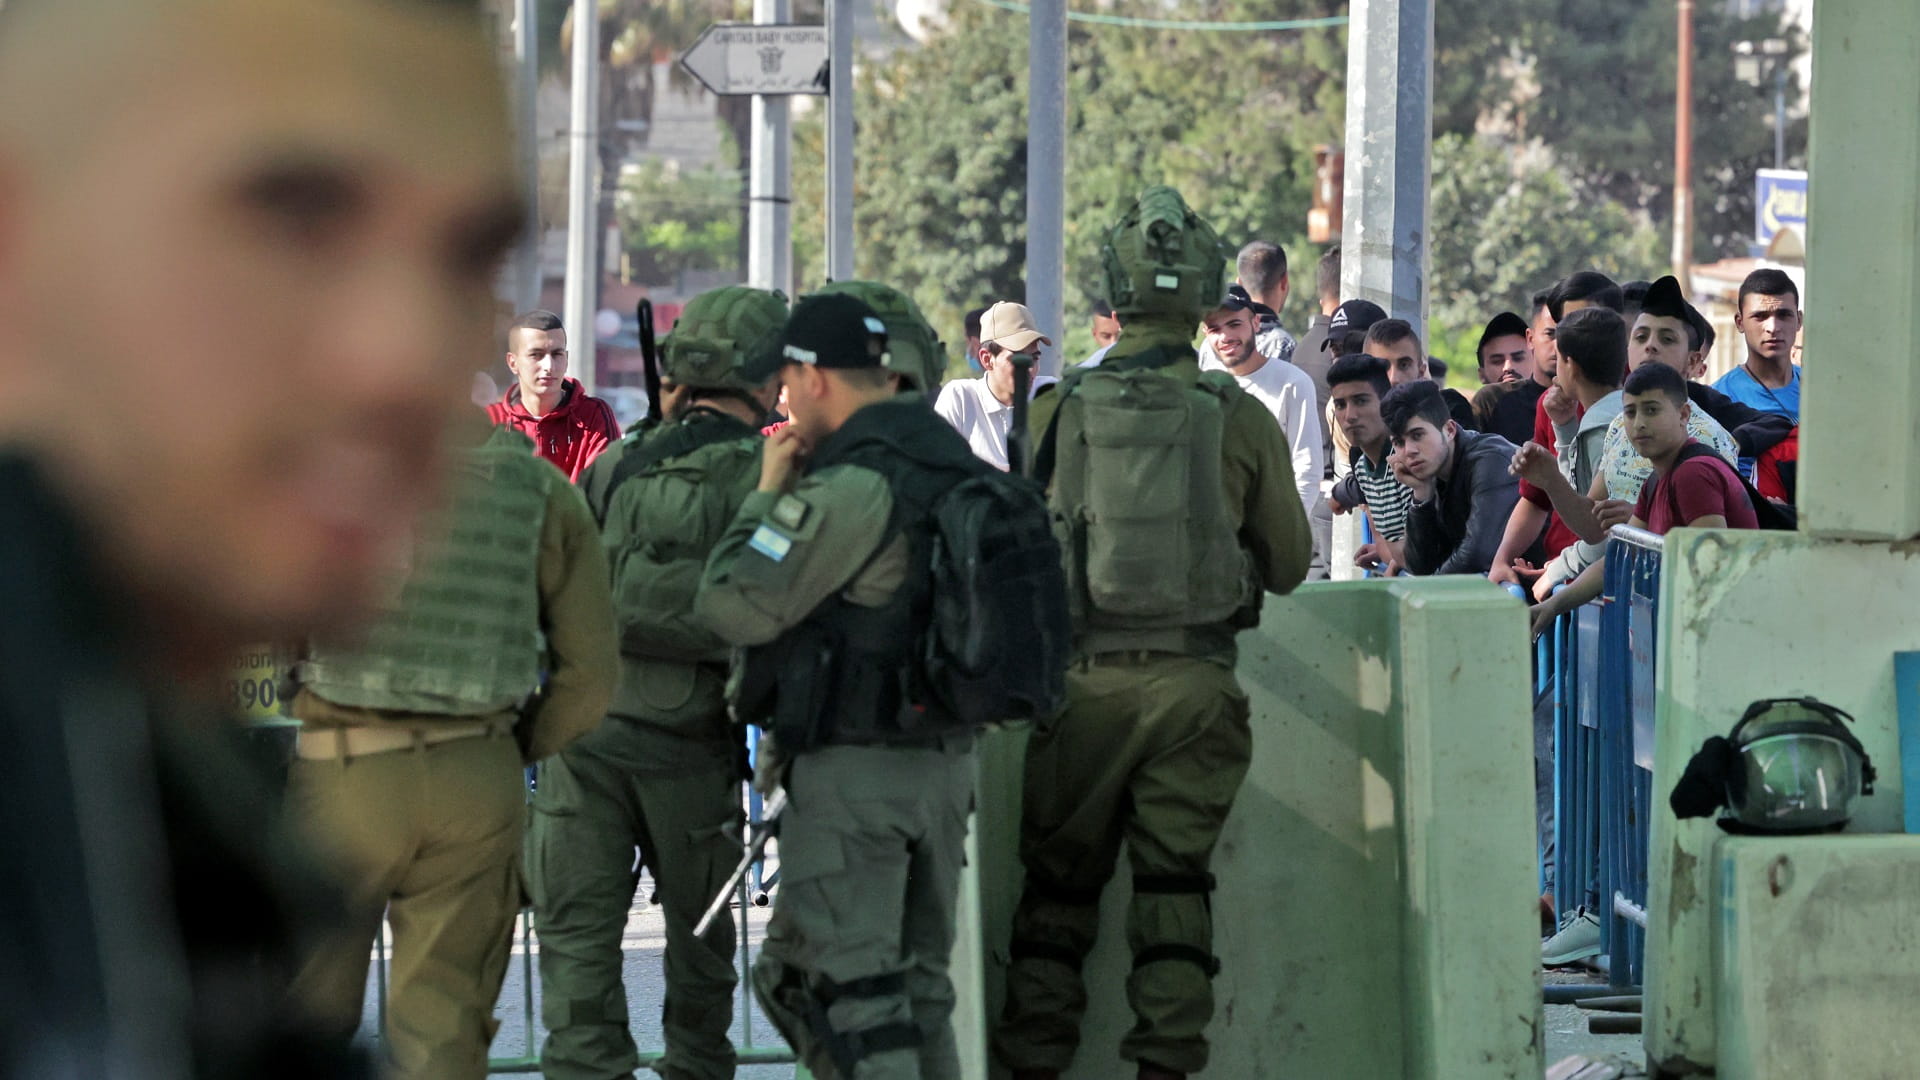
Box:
[230, 646, 288, 719]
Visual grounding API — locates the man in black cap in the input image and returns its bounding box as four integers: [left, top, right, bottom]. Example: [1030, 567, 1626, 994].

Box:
[1632, 276, 1789, 459]
[1321, 297, 1388, 360]
[1476, 311, 1541, 445]
[1478, 312, 1534, 386]
[695, 291, 989, 1080]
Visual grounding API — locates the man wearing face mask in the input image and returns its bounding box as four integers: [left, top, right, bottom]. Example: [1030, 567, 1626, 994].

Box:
[934, 300, 1059, 471]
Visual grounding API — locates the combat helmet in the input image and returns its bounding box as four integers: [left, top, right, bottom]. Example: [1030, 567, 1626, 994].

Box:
[660, 286, 789, 393]
[1099, 185, 1228, 326]
[812, 280, 946, 394]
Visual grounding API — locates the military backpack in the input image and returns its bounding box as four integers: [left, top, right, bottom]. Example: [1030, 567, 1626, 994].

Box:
[1037, 356, 1254, 636]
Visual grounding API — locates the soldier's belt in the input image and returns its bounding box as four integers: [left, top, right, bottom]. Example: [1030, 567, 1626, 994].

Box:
[295, 718, 509, 760]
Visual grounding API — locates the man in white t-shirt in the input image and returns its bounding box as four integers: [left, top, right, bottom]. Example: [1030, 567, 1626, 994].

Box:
[934, 300, 1059, 471]
[1199, 285, 1327, 527]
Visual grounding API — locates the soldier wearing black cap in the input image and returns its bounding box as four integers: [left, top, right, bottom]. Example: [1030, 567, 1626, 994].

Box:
[694, 292, 990, 1079]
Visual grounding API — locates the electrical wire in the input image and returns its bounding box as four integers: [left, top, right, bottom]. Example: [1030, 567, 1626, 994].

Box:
[967, 0, 1347, 33]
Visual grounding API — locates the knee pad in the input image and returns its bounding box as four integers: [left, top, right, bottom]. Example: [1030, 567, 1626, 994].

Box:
[1130, 872, 1221, 978]
[806, 972, 922, 1076]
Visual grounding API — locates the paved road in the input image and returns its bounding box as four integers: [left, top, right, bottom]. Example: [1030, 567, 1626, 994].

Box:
[357, 874, 800, 1078]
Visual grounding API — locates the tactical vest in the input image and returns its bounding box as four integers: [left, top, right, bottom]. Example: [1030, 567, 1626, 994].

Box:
[1038, 347, 1256, 656]
[604, 408, 761, 667]
[299, 441, 552, 717]
[732, 398, 983, 753]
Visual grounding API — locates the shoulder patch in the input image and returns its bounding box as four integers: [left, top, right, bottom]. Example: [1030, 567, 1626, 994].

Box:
[748, 524, 794, 562]
[771, 494, 811, 531]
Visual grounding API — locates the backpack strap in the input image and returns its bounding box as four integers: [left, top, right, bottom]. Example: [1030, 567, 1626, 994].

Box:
[1032, 387, 1072, 489]
[1663, 440, 1791, 530]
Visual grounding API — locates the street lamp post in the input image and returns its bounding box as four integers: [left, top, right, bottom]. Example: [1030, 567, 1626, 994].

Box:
[1735, 37, 1792, 171]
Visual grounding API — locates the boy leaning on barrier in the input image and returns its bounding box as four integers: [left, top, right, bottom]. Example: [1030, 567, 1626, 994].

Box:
[1519, 361, 1761, 640]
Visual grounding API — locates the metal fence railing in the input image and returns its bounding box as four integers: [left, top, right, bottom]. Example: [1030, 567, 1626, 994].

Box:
[1541, 525, 1663, 992]
[1596, 525, 1662, 990]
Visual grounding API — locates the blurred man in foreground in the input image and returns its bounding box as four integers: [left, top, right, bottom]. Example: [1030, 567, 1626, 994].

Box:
[0, 1, 522, 1075]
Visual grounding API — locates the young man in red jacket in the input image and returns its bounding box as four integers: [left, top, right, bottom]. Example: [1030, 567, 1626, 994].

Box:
[488, 310, 621, 480]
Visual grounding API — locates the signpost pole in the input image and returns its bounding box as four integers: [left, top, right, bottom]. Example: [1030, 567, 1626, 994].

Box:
[748, 0, 794, 299]
[563, 0, 600, 392]
[826, 0, 855, 282]
[513, 0, 541, 315]
[1025, 0, 1066, 379]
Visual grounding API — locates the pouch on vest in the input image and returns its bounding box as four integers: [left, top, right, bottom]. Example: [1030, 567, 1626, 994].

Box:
[614, 545, 728, 664]
[1048, 367, 1251, 632]
[604, 422, 760, 664]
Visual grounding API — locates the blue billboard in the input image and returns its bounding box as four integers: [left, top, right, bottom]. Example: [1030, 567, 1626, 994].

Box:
[1755, 168, 1808, 248]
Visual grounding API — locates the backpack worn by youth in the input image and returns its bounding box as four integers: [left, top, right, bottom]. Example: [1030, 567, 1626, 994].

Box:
[600, 408, 764, 665]
[1668, 440, 1797, 532]
[1036, 348, 1257, 652]
[732, 399, 1070, 752]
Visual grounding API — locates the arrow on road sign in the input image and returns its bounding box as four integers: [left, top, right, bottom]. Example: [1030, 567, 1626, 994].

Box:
[679, 23, 829, 97]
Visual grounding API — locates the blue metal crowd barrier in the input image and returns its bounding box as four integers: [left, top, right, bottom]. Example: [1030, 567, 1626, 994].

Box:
[1541, 526, 1663, 990]
[1596, 526, 1662, 989]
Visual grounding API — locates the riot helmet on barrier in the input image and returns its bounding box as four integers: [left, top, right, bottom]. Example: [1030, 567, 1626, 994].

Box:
[1670, 697, 1876, 834]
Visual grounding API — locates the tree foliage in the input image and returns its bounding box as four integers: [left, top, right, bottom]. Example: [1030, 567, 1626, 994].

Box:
[793, 0, 1346, 356]
[1425, 134, 1662, 374]
[1427, 0, 1810, 258]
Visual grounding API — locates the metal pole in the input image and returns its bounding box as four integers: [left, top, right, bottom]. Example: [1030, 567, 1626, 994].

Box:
[1672, 0, 1694, 293]
[563, 0, 600, 392]
[748, 0, 794, 299]
[514, 0, 541, 315]
[825, 0, 856, 282]
[1774, 63, 1787, 170]
[1336, 0, 1434, 330]
[1025, 0, 1067, 378]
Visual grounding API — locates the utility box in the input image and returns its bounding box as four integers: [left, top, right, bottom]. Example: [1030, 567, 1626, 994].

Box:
[1715, 835, 1920, 1079]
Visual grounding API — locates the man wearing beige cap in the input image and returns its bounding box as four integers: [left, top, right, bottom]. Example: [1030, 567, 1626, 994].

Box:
[934, 300, 1059, 470]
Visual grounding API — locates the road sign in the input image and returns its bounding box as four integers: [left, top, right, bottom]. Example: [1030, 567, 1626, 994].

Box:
[1755, 168, 1808, 248]
[679, 23, 828, 96]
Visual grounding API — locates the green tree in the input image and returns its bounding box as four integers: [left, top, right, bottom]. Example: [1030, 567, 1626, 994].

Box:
[1462, 0, 1808, 260]
[793, 0, 1347, 358]
[1425, 133, 1662, 374]
[616, 159, 744, 279]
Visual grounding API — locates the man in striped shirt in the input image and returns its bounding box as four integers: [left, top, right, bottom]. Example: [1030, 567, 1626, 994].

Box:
[1325, 354, 1412, 575]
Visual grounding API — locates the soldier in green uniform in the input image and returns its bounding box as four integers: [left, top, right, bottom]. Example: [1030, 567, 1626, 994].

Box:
[288, 416, 618, 1080]
[992, 187, 1313, 1080]
[526, 286, 788, 1080]
[694, 292, 991, 1080]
